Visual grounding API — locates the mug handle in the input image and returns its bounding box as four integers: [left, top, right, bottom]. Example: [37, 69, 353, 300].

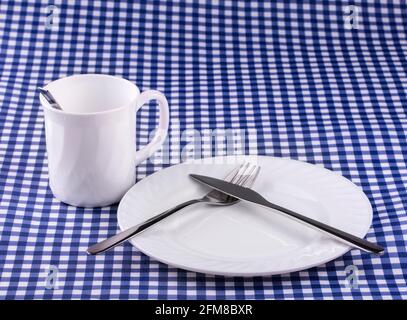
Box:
[134, 90, 169, 163]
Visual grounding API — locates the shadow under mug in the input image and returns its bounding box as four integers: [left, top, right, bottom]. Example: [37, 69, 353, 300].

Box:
[40, 74, 169, 207]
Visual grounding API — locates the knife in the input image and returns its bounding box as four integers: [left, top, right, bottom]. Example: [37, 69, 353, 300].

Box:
[189, 174, 384, 255]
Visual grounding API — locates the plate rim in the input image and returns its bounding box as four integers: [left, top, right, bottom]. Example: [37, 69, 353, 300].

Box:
[117, 155, 373, 276]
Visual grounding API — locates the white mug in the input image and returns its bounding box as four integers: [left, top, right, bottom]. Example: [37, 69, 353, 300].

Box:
[40, 74, 169, 207]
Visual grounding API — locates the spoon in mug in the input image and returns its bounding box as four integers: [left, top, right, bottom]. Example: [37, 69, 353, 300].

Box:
[38, 87, 63, 110]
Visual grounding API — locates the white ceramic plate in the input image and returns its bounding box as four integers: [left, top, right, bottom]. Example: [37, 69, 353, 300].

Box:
[118, 156, 372, 276]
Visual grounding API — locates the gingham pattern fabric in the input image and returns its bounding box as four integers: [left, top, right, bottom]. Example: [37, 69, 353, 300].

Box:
[0, 0, 406, 299]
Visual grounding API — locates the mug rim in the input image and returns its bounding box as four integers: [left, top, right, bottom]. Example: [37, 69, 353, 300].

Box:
[40, 74, 140, 116]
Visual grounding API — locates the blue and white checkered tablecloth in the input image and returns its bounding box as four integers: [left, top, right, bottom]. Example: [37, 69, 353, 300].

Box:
[0, 0, 406, 299]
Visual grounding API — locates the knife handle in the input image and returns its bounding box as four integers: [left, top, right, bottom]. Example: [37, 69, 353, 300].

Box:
[264, 201, 384, 255]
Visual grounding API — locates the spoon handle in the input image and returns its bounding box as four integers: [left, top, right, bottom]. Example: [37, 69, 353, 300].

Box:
[38, 87, 63, 110]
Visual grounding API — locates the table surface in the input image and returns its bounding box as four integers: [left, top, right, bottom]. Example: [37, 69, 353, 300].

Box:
[0, 0, 406, 299]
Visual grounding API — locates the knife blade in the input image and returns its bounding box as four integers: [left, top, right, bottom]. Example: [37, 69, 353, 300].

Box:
[189, 174, 384, 255]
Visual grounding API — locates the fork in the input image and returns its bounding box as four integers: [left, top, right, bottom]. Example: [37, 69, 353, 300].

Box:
[87, 162, 261, 255]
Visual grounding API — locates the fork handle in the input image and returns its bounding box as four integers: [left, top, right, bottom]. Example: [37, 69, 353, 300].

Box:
[87, 199, 201, 255]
